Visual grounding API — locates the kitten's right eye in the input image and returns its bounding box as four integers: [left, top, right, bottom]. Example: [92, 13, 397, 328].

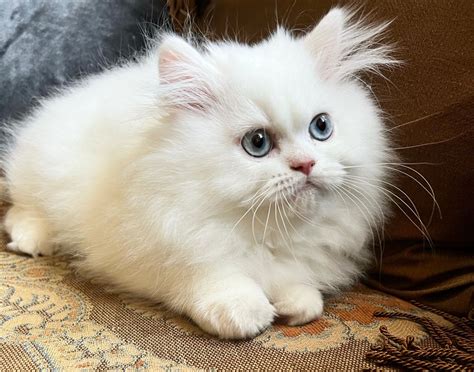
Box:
[241, 129, 273, 158]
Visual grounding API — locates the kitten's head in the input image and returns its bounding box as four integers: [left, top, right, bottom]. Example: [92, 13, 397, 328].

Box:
[155, 8, 396, 222]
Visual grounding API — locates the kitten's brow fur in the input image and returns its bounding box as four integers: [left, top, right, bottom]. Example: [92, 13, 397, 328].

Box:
[1, 8, 397, 339]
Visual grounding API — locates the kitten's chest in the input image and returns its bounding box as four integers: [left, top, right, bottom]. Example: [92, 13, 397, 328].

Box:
[250, 222, 313, 256]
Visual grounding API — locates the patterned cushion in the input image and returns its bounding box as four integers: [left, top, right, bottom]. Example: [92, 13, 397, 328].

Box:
[0, 242, 454, 370]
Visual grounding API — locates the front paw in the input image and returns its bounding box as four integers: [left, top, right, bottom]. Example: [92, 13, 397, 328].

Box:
[191, 286, 275, 339]
[273, 285, 324, 326]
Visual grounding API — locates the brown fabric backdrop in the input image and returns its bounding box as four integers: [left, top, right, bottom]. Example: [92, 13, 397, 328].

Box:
[170, 0, 474, 315]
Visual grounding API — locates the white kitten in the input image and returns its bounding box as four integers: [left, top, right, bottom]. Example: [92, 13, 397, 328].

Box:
[2, 8, 396, 339]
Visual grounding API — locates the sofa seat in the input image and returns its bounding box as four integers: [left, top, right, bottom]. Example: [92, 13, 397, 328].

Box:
[1, 240, 463, 370]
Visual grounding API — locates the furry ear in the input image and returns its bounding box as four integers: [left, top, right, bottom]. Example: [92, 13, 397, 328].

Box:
[158, 35, 218, 112]
[304, 8, 396, 80]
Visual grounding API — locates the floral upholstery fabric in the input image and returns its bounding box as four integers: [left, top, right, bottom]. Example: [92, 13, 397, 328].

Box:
[0, 239, 451, 370]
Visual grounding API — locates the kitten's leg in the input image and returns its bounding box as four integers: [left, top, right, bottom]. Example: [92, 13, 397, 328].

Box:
[176, 270, 275, 339]
[272, 284, 324, 326]
[3, 205, 53, 257]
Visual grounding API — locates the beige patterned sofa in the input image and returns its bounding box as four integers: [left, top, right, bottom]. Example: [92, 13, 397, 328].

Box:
[1, 234, 470, 370]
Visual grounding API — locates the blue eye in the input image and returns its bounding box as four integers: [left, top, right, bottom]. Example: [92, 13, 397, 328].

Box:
[241, 129, 273, 157]
[309, 113, 333, 141]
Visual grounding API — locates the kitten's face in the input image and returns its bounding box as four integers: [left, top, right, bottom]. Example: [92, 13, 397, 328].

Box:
[157, 10, 392, 216]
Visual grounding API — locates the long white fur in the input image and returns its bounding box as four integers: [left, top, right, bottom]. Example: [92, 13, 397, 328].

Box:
[1, 8, 395, 339]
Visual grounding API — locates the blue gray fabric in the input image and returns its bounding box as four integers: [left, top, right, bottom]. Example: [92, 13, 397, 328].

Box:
[0, 0, 168, 124]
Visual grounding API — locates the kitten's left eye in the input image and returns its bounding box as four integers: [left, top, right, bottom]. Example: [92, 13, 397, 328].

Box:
[309, 113, 333, 141]
[241, 129, 273, 157]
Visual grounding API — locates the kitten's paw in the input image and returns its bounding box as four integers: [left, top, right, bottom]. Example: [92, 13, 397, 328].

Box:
[4, 206, 52, 257]
[273, 285, 324, 326]
[192, 286, 275, 339]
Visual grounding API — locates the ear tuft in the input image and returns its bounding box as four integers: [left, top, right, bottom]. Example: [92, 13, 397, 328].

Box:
[158, 35, 217, 113]
[304, 7, 398, 80]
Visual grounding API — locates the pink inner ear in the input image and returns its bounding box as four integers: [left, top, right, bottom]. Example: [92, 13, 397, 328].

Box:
[159, 50, 186, 84]
[159, 44, 217, 112]
[159, 48, 178, 65]
[303, 8, 346, 79]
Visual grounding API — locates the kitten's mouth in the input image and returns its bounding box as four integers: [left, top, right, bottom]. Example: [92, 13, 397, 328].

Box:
[291, 179, 320, 198]
[304, 178, 323, 189]
[306, 179, 321, 188]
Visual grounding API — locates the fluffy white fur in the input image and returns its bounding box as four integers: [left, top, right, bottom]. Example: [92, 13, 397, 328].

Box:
[2, 8, 395, 339]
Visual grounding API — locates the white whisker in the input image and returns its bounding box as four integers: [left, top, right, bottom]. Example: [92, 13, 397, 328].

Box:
[251, 187, 272, 246]
[261, 200, 273, 246]
[343, 178, 433, 247]
[337, 184, 379, 251]
[385, 112, 441, 132]
[391, 133, 464, 151]
[275, 191, 298, 263]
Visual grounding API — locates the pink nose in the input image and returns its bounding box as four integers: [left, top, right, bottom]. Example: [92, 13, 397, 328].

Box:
[290, 159, 316, 176]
